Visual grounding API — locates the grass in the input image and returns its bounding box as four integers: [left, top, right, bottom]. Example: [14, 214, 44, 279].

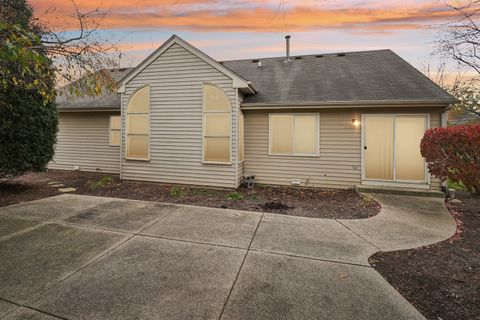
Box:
[170, 186, 186, 197]
[89, 176, 113, 189]
[250, 194, 259, 201]
[189, 187, 215, 196]
[226, 191, 243, 200]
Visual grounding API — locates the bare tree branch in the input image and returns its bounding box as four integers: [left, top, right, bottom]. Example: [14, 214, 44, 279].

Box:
[31, 0, 121, 96]
[438, 1, 480, 76]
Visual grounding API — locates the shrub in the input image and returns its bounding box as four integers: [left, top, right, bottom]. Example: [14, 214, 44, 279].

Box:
[420, 124, 480, 194]
[0, 22, 58, 180]
[0, 96, 58, 180]
[226, 191, 243, 200]
[170, 186, 186, 197]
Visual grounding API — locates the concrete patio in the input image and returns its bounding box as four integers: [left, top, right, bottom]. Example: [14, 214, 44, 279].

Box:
[0, 193, 456, 320]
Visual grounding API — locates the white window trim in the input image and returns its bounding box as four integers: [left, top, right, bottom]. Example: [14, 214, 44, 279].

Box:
[202, 82, 232, 165]
[238, 111, 245, 163]
[109, 115, 121, 147]
[268, 113, 320, 157]
[125, 85, 150, 161]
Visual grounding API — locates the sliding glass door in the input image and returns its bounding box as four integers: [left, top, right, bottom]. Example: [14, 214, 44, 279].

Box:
[363, 114, 427, 183]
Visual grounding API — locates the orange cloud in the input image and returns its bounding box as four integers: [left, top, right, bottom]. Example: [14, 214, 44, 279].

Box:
[30, 1, 460, 33]
[31, 0, 214, 12]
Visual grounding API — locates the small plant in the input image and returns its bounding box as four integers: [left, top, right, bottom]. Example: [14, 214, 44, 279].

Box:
[90, 176, 113, 189]
[170, 186, 186, 197]
[226, 191, 243, 200]
[360, 196, 375, 208]
[250, 194, 259, 201]
[448, 180, 468, 191]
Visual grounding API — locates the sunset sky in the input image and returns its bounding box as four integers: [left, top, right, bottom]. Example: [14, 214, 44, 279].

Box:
[30, 0, 463, 75]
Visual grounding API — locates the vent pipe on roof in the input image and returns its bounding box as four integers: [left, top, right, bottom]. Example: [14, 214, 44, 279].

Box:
[285, 35, 291, 62]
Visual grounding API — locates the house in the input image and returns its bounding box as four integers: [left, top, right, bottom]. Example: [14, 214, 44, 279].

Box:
[50, 35, 457, 191]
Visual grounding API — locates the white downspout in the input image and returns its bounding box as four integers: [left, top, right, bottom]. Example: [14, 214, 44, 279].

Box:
[441, 106, 449, 128]
[119, 93, 123, 180]
[234, 88, 239, 188]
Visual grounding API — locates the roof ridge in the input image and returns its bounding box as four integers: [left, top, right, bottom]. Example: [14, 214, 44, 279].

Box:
[220, 49, 392, 63]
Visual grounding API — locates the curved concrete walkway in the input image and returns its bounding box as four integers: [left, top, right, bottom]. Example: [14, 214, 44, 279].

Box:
[0, 193, 457, 320]
[341, 193, 457, 253]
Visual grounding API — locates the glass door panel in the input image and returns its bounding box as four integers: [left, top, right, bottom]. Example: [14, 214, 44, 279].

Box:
[395, 116, 426, 181]
[364, 116, 394, 180]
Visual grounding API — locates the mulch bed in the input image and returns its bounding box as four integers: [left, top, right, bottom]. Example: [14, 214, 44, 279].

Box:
[370, 192, 480, 320]
[0, 170, 380, 219]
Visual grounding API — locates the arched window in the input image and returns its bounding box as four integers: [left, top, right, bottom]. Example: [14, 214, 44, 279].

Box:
[126, 85, 150, 160]
[203, 84, 231, 163]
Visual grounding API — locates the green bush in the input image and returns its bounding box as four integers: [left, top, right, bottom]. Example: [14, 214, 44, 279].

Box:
[0, 94, 58, 179]
[0, 20, 58, 179]
[226, 192, 243, 201]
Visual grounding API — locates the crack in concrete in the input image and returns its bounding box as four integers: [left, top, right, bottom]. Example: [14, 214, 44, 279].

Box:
[334, 219, 381, 250]
[0, 297, 68, 320]
[218, 212, 264, 320]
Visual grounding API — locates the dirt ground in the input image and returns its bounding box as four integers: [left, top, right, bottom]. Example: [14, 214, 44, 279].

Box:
[370, 192, 480, 320]
[0, 170, 380, 219]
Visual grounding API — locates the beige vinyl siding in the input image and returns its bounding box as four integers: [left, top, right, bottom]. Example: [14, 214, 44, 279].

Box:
[49, 112, 120, 174]
[121, 43, 238, 188]
[244, 109, 360, 189]
[244, 108, 443, 190]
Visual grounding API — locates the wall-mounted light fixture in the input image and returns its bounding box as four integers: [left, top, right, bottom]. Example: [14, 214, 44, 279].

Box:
[352, 119, 361, 127]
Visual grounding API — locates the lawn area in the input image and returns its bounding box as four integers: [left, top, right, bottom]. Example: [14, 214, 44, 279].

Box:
[370, 192, 480, 320]
[0, 170, 380, 219]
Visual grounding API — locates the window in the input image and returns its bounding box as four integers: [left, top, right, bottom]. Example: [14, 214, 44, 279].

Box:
[126, 85, 150, 160]
[269, 114, 319, 156]
[109, 116, 121, 146]
[203, 84, 231, 163]
[239, 112, 244, 162]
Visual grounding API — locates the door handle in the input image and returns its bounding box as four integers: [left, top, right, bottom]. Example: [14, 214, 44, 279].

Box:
[364, 146, 367, 150]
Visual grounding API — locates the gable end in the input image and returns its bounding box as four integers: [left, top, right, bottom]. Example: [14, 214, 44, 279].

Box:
[118, 35, 254, 94]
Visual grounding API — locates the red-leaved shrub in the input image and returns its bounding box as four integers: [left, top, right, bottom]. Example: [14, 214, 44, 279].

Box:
[420, 124, 480, 194]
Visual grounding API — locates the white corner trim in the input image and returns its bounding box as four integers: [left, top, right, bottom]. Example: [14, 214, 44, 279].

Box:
[118, 35, 251, 91]
[441, 107, 449, 127]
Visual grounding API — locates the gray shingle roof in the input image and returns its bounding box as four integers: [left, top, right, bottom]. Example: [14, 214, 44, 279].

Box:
[223, 49, 457, 106]
[57, 49, 456, 111]
[56, 68, 133, 110]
